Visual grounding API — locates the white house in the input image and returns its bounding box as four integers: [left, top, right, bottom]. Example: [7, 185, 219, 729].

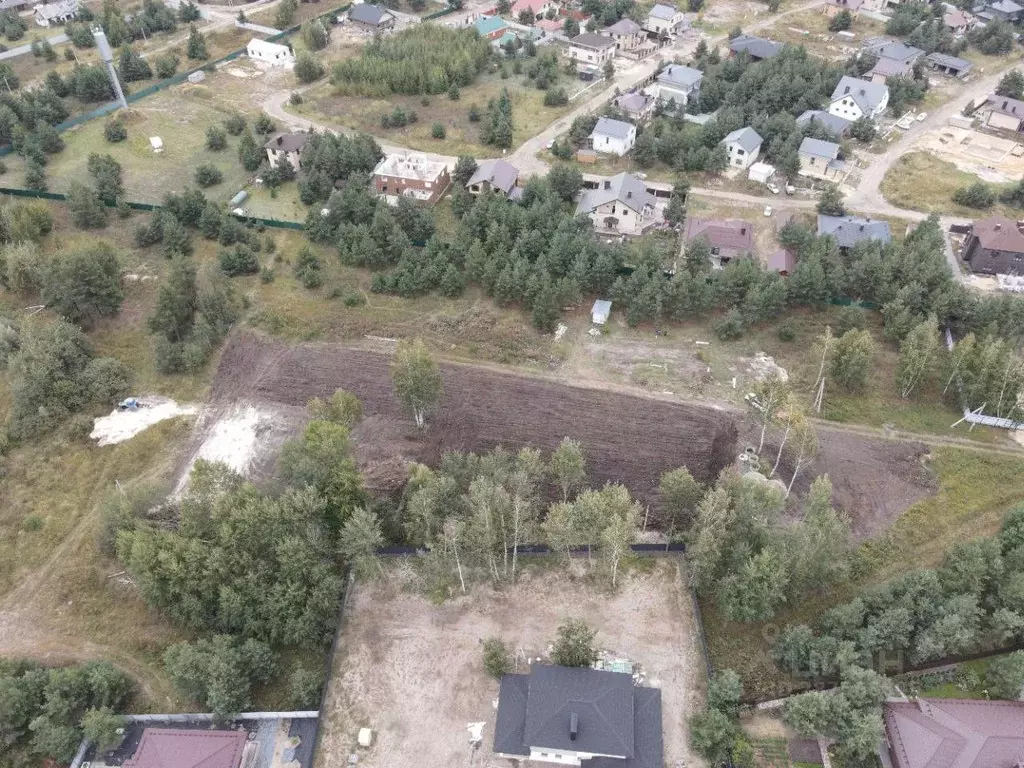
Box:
[247, 38, 295, 67]
[649, 63, 702, 107]
[644, 2, 687, 36]
[264, 132, 310, 171]
[721, 127, 762, 170]
[575, 173, 657, 235]
[828, 76, 889, 121]
[589, 117, 636, 156]
[34, 0, 78, 27]
[565, 32, 616, 65]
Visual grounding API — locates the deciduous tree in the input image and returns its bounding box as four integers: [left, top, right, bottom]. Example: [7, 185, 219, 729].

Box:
[390, 338, 443, 429]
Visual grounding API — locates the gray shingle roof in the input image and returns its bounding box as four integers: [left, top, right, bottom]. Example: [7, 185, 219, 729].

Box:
[570, 32, 616, 49]
[616, 91, 653, 113]
[467, 159, 519, 195]
[349, 3, 390, 25]
[872, 41, 924, 63]
[870, 56, 912, 78]
[524, 666, 634, 758]
[926, 52, 972, 71]
[606, 17, 642, 34]
[648, 2, 679, 19]
[729, 34, 782, 59]
[796, 110, 852, 136]
[991, 0, 1023, 12]
[723, 126, 762, 153]
[35, 0, 78, 20]
[817, 214, 892, 247]
[799, 136, 840, 160]
[830, 76, 888, 114]
[988, 94, 1024, 117]
[493, 674, 530, 756]
[589, 687, 663, 768]
[576, 172, 655, 214]
[658, 63, 703, 87]
[591, 116, 635, 141]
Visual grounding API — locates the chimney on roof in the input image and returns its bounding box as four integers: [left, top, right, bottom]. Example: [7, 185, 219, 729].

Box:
[740, 226, 746, 235]
[995, 222, 1002, 230]
[844, 85, 851, 94]
[859, 224, 865, 231]
[277, 136, 283, 146]
[604, 180, 611, 190]
[570, 712, 579, 742]
[627, 190, 632, 198]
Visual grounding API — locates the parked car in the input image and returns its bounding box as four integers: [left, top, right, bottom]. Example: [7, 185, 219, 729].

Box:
[785, 185, 796, 195]
[766, 182, 780, 194]
[763, 205, 772, 217]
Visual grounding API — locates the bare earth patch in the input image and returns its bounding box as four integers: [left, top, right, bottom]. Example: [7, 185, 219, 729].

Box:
[317, 561, 708, 768]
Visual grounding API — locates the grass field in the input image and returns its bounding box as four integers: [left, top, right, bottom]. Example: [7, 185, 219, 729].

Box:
[761, 8, 885, 60]
[291, 71, 576, 157]
[880, 152, 1022, 219]
[703, 447, 1024, 700]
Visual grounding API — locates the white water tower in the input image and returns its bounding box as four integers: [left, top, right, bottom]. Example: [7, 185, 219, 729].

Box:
[92, 26, 128, 110]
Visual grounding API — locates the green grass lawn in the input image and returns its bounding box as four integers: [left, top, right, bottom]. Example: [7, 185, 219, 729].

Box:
[704, 447, 1024, 700]
[880, 152, 1023, 219]
[291, 70, 576, 157]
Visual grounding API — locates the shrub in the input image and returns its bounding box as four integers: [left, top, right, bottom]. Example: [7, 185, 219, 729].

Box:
[194, 163, 223, 187]
[776, 320, 796, 341]
[551, 618, 597, 667]
[952, 182, 995, 209]
[288, 666, 325, 709]
[224, 114, 246, 136]
[713, 308, 745, 340]
[289, 92, 303, 105]
[543, 87, 568, 106]
[431, 122, 446, 139]
[206, 125, 227, 151]
[104, 119, 127, 143]
[483, 638, 511, 678]
[155, 53, 179, 78]
[219, 244, 259, 276]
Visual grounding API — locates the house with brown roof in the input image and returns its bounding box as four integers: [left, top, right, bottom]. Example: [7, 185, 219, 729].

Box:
[684, 218, 754, 268]
[944, 7, 973, 33]
[884, 699, 1024, 768]
[822, 0, 864, 19]
[985, 95, 1024, 132]
[373, 153, 452, 205]
[264, 132, 310, 171]
[963, 215, 1024, 274]
[123, 729, 247, 768]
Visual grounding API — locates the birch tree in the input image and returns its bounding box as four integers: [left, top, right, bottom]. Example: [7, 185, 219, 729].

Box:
[466, 476, 513, 583]
[550, 437, 587, 501]
[786, 416, 819, 497]
[689, 487, 734, 589]
[440, 516, 467, 593]
[390, 338, 443, 429]
[896, 314, 940, 399]
[338, 507, 385, 580]
[944, 331, 974, 395]
[657, 466, 703, 534]
[600, 504, 637, 588]
[811, 326, 834, 413]
[750, 372, 791, 453]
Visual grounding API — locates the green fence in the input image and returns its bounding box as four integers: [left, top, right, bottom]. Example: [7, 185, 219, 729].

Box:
[422, 4, 459, 20]
[0, 186, 306, 229]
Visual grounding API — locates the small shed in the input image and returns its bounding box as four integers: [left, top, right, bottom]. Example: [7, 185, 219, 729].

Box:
[149, 136, 164, 153]
[748, 162, 775, 184]
[230, 190, 249, 207]
[187, 70, 206, 84]
[591, 299, 612, 325]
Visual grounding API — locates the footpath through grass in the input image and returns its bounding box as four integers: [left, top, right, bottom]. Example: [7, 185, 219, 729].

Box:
[703, 447, 1024, 700]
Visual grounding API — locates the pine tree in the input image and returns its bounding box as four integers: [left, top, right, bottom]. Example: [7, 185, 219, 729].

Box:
[186, 25, 208, 60]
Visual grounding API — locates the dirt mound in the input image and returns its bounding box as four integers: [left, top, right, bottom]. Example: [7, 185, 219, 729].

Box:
[213, 332, 740, 501]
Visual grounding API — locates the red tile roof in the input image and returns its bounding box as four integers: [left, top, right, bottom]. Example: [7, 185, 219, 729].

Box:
[972, 216, 1024, 253]
[124, 729, 248, 768]
[885, 699, 1024, 768]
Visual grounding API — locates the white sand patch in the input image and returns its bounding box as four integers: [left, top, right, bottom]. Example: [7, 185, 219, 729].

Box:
[90, 397, 199, 446]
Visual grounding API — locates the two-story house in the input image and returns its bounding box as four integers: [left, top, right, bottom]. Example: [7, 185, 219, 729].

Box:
[565, 32, 617, 65]
[817, 214, 892, 250]
[601, 17, 645, 50]
[798, 137, 846, 181]
[372, 153, 451, 205]
[648, 63, 702, 107]
[614, 91, 656, 123]
[963, 216, 1024, 274]
[828, 76, 889, 121]
[265, 133, 310, 171]
[589, 116, 636, 155]
[575, 173, 658, 235]
[721, 127, 762, 170]
[644, 2, 688, 36]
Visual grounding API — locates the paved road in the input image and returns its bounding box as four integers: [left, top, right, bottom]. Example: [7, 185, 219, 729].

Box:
[0, 33, 68, 61]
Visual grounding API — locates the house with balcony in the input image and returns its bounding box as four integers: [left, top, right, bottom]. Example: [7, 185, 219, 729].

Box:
[575, 173, 657, 235]
[648, 63, 702, 107]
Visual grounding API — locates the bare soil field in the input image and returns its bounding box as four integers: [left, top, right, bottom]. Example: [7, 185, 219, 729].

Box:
[213, 331, 936, 531]
[317, 560, 707, 768]
[212, 331, 741, 495]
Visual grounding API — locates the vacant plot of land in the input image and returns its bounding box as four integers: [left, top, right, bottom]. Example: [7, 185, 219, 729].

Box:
[880, 151, 1022, 218]
[761, 9, 884, 60]
[317, 561, 707, 768]
[292, 72, 575, 157]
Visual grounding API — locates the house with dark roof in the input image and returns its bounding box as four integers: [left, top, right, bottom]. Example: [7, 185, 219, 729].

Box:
[684, 218, 754, 268]
[576, 173, 657, 235]
[722, 127, 762, 170]
[615, 91, 656, 123]
[797, 109, 852, 137]
[817, 214, 891, 249]
[601, 17, 645, 50]
[590, 117, 637, 156]
[977, 0, 1023, 22]
[864, 40, 925, 66]
[963, 216, 1024, 274]
[884, 699, 1024, 768]
[798, 137, 846, 181]
[123, 729, 247, 768]
[944, 8, 973, 33]
[867, 56, 912, 84]
[828, 75, 889, 121]
[265, 132, 310, 171]
[985, 94, 1024, 132]
[645, 2, 687, 35]
[566, 32, 617, 65]
[926, 51, 972, 77]
[649, 63, 702, 106]
[34, 0, 77, 27]
[348, 3, 396, 31]
[729, 34, 782, 61]
[767, 248, 796, 275]
[467, 159, 520, 199]
[493, 665, 663, 767]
